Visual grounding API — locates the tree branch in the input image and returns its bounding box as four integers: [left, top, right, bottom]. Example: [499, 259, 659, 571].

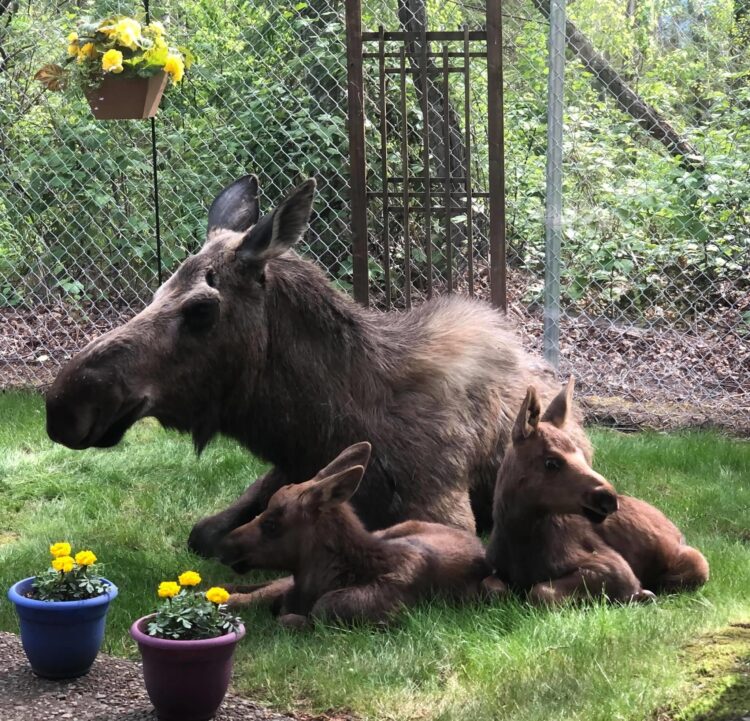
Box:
[531, 0, 704, 171]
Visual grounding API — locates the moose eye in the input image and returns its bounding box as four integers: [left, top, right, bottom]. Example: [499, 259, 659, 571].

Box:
[182, 299, 219, 332]
[205, 270, 216, 288]
[544, 457, 563, 471]
[260, 518, 280, 537]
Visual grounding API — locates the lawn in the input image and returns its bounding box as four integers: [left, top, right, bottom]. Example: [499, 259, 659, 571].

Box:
[0, 390, 748, 721]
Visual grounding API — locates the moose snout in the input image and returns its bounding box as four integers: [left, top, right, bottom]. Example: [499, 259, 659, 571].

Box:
[583, 487, 619, 520]
[46, 391, 98, 449]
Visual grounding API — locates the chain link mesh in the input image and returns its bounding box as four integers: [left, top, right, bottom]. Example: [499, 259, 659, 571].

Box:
[1, 0, 748, 433]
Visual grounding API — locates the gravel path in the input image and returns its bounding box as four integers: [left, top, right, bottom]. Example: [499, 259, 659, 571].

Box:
[0, 631, 295, 721]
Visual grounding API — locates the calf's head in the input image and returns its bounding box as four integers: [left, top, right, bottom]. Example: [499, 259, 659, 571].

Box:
[218, 442, 371, 571]
[45, 175, 316, 450]
[502, 378, 618, 523]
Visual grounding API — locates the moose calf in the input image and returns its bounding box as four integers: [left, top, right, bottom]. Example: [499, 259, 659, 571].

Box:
[218, 442, 492, 627]
[485, 378, 709, 605]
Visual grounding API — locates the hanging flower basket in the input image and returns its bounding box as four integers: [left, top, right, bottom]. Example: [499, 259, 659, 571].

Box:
[85, 71, 168, 120]
[35, 14, 189, 121]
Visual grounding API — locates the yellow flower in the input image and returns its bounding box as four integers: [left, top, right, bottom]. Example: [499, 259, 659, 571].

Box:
[77, 42, 97, 63]
[157, 581, 181, 599]
[67, 32, 78, 43]
[205, 587, 230, 604]
[75, 550, 97, 566]
[67, 43, 79, 58]
[101, 49, 124, 74]
[50, 542, 71, 558]
[163, 53, 184, 83]
[52, 555, 75, 573]
[114, 18, 142, 50]
[178, 570, 201, 587]
[147, 20, 165, 36]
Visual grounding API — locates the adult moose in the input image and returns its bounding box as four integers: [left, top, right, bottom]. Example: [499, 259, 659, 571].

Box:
[485, 378, 709, 604]
[46, 174, 591, 564]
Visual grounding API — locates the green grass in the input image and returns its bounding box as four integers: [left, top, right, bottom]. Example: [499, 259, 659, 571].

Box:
[0, 390, 748, 721]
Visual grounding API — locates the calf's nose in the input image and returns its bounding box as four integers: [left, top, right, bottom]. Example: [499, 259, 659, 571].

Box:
[589, 488, 618, 516]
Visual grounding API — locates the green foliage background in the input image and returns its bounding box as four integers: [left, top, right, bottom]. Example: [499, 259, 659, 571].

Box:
[0, 0, 748, 320]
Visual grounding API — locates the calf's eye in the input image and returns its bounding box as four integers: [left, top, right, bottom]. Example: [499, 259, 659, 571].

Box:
[544, 457, 562, 471]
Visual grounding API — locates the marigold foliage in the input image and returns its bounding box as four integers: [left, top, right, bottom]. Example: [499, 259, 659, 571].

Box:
[33, 543, 108, 602]
[148, 573, 241, 641]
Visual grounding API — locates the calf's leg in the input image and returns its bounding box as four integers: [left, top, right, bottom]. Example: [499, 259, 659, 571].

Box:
[188, 467, 289, 561]
[310, 585, 403, 625]
[227, 576, 296, 609]
[657, 545, 709, 592]
[530, 553, 643, 606]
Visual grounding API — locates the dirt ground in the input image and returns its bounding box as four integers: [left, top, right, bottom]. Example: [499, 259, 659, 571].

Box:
[0, 630, 296, 721]
[1, 271, 748, 435]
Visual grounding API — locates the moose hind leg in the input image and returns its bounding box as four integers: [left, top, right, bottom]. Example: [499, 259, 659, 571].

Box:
[530, 553, 642, 606]
[658, 545, 709, 592]
[311, 585, 403, 625]
[188, 467, 289, 561]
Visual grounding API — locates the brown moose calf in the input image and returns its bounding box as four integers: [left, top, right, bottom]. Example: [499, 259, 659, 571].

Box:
[218, 442, 491, 627]
[485, 378, 709, 605]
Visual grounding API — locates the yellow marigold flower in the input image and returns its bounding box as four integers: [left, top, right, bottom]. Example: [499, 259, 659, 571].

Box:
[205, 587, 230, 604]
[157, 581, 181, 599]
[102, 49, 124, 74]
[52, 555, 75, 573]
[163, 53, 184, 83]
[77, 42, 97, 63]
[75, 550, 97, 566]
[67, 32, 78, 43]
[147, 20, 165, 36]
[114, 18, 142, 50]
[67, 43, 79, 58]
[50, 542, 72, 558]
[178, 570, 201, 587]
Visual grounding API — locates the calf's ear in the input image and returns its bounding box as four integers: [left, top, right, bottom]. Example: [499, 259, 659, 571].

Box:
[207, 175, 260, 233]
[302, 465, 366, 513]
[512, 386, 541, 443]
[541, 376, 575, 428]
[312, 441, 372, 482]
[236, 178, 316, 264]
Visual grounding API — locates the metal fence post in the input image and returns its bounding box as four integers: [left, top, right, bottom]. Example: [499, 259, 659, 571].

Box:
[345, 0, 369, 307]
[543, 0, 565, 369]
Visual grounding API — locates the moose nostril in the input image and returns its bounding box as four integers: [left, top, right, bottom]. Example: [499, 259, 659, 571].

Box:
[591, 489, 618, 515]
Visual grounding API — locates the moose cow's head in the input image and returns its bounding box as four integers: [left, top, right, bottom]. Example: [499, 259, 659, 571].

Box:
[46, 175, 316, 451]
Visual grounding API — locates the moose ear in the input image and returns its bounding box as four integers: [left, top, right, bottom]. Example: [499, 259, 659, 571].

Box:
[303, 465, 366, 513]
[207, 175, 260, 233]
[512, 386, 541, 443]
[312, 442, 372, 482]
[236, 178, 316, 264]
[541, 376, 575, 428]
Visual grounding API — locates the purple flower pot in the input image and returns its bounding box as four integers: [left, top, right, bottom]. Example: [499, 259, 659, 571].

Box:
[130, 615, 246, 721]
[8, 576, 118, 679]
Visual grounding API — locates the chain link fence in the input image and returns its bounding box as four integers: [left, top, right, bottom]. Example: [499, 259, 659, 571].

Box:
[1, 0, 748, 433]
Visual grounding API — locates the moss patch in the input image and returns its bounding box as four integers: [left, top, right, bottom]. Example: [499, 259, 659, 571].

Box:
[665, 623, 750, 721]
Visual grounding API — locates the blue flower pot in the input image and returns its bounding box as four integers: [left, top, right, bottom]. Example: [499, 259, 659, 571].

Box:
[7, 576, 118, 679]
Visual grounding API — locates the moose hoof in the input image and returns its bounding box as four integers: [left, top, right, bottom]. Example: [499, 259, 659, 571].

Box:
[278, 613, 310, 630]
[481, 576, 509, 598]
[631, 589, 657, 604]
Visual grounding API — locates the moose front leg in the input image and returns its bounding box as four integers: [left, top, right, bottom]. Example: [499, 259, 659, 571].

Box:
[188, 466, 289, 561]
[226, 577, 295, 609]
